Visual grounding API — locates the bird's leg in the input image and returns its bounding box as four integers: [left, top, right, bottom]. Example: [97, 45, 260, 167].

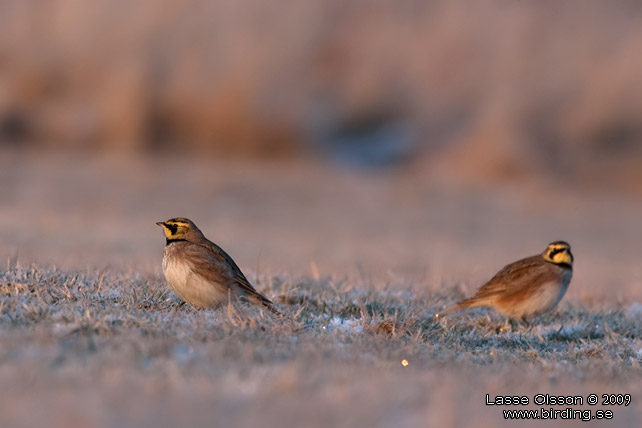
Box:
[523, 317, 545, 341]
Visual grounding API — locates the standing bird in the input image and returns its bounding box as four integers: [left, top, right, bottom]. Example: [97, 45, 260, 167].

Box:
[437, 241, 573, 324]
[156, 217, 281, 316]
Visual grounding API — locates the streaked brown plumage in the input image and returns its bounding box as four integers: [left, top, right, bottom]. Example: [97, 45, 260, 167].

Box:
[156, 217, 281, 315]
[437, 241, 573, 323]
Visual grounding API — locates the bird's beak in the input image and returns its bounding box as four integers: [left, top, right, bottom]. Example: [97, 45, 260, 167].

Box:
[156, 221, 166, 228]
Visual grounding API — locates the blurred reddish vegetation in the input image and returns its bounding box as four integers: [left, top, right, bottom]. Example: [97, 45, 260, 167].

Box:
[1, 1, 642, 183]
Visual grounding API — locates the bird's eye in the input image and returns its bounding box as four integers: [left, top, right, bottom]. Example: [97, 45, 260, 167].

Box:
[167, 223, 178, 234]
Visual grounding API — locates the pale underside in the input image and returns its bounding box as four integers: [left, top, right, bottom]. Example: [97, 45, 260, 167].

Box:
[162, 244, 241, 308]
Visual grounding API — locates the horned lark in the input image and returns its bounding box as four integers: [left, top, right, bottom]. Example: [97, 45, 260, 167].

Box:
[156, 217, 281, 315]
[437, 241, 573, 324]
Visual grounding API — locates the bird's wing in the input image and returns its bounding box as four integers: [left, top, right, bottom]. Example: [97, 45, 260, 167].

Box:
[470, 256, 548, 301]
[193, 240, 278, 310]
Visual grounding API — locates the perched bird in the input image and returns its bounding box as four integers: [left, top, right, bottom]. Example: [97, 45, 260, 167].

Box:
[156, 217, 281, 315]
[437, 241, 573, 324]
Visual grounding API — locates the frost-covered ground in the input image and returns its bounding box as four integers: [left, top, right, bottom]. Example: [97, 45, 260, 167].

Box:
[0, 264, 641, 427]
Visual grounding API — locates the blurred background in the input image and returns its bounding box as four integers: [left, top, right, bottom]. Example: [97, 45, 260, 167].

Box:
[1, 0, 641, 297]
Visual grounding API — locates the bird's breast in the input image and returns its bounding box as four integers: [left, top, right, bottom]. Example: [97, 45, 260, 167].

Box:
[161, 245, 230, 308]
[162, 254, 193, 291]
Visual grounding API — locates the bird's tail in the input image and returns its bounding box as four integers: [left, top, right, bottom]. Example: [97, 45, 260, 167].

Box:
[435, 298, 479, 319]
[261, 299, 284, 317]
[248, 293, 284, 317]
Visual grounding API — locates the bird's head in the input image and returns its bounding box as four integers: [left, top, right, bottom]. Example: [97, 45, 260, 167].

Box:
[156, 217, 203, 242]
[543, 241, 573, 268]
